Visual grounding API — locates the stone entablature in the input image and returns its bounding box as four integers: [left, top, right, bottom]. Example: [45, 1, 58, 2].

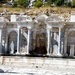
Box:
[0, 14, 75, 57]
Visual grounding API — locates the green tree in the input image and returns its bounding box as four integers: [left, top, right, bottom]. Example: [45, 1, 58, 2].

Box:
[12, 1, 18, 7]
[65, 2, 72, 7]
[34, 0, 43, 8]
[54, 0, 64, 6]
[47, 0, 53, 6]
[17, 0, 29, 8]
[72, 0, 75, 7]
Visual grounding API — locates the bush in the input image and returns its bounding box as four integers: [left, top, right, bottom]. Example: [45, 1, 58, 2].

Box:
[54, 0, 64, 6]
[17, 0, 29, 8]
[34, 0, 43, 8]
[65, 2, 72, 7]
[12, 1, 17, 8]
[44, 3, 49, 7]
[47, 0, 53, 6]
[72, 0, 75, 7]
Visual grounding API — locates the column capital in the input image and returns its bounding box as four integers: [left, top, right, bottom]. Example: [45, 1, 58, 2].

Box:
[27, 27, 32, 30]
[47, 27, 52, 32]
[59, 26, 63, 29]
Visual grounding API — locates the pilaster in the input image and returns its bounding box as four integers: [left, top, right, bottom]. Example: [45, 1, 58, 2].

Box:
[17, 28, 21, 54]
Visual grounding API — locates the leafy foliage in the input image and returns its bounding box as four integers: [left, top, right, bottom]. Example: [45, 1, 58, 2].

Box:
[17, 0, 29, 8]
[54, 0, 64, 6]
[72, 0, 75, 7]
[65, 2, 72, 7]
[12, 1, 17, 8]
[47, 0, 53, 6]
[34, 0, 43, 8]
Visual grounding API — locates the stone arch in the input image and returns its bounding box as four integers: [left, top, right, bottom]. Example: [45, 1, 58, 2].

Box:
[35, 14, 48, 23]
[7, 28, 18, 35]
[7, 31, 17, 54]
[29, 22, 47, 55]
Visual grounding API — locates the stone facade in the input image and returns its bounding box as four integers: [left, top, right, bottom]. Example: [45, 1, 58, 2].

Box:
[0, 13, 75, 57]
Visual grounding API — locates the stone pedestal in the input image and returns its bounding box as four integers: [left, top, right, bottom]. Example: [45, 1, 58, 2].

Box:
[53, 45, 58, 55]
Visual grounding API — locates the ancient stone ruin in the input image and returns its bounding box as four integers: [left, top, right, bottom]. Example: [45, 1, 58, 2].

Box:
[0, 11, 75, 57]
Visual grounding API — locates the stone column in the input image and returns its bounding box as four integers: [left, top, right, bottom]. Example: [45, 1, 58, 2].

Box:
[5, 36, 8, 53]
[47, 28, 51, 55]
[27, 28, 31, 54]
[60, 31, 64, 54]
[64, 32, 68, 56]
[61, 41, 64, 54]
[17, 28, 21, 54]
[69, 45, 74, 56]
[0, 29, 2, 54]
[57, 27, 62, 56]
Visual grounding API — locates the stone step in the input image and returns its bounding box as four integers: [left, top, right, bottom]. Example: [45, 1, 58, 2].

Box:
[0, 56, 75, 69]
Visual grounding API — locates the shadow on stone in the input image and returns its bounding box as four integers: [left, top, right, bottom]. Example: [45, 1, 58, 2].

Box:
[0, 69, 4, 73]
[8, 72, 18, 74]
[27, 73, 34, 75]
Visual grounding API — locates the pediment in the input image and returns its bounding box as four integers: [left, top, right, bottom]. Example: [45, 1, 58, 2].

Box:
[46, 15, 64, 23]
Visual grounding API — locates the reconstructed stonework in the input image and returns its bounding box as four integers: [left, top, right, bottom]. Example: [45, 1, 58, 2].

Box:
[0, 13, 75, 57]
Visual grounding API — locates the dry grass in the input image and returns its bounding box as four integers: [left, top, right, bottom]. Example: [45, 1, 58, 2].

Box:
[0, 7, 72, 12]
[0, 7, 75, 16]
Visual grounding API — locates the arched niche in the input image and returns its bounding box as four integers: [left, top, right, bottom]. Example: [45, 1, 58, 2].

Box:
[67, 31, 75, 56]
[7, 31, 17, 54]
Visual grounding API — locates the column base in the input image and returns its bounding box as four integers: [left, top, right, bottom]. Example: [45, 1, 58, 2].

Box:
[69, 55, 74, 57]
[26, 52, 29, 55]
[46, 53, 50, 56]
[16, 52, 20, 54]
[57, 53, 62, 56]
[63, 53, 68, 56]
[0, 53, 3, 55]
